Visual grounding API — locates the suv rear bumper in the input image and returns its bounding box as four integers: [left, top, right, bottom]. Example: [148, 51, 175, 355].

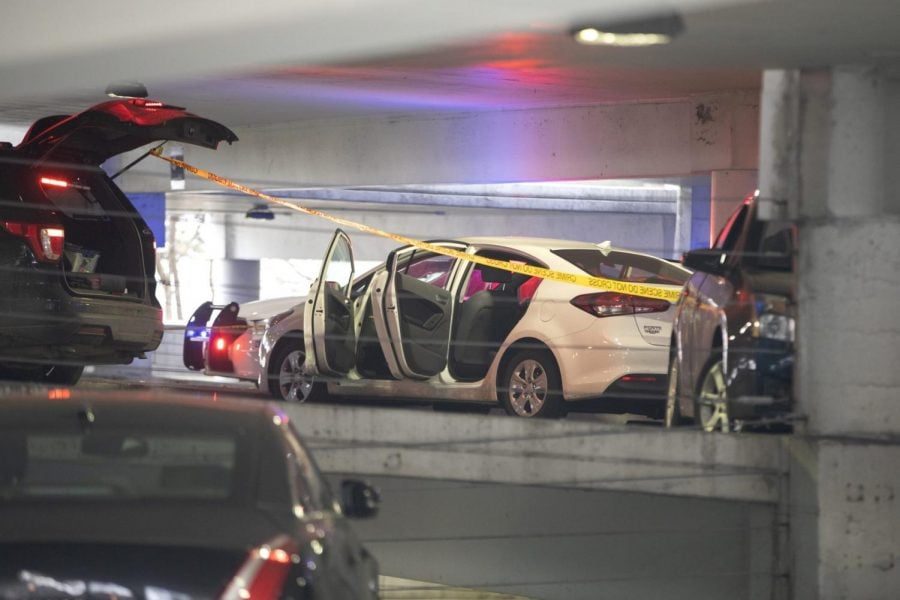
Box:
[0, 285, 163, 364]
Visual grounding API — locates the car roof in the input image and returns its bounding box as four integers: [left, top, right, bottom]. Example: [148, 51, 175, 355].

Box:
[455, 236, 609, 250]
[0, 386, 279, 430]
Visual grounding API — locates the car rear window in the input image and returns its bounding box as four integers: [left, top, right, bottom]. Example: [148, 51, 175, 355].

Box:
[0, 430, 237, 501]
[552, 249, 689, 286]
[38, 170, 112, 219]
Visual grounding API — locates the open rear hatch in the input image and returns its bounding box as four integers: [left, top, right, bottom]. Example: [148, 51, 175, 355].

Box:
[14, 98, 237, 302]
[17, 98, 237, 165]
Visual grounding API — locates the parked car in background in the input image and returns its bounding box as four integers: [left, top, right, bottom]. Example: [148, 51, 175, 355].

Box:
[0, 96, 236, 385]
[666, 193, 795, 431]
[184, 295, 303, 391]
[189, 230, 690, 418]
[0, 390, 380, 599]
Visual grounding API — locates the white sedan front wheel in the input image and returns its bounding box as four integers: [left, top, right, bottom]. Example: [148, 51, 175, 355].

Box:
[268, 339, 326, 403]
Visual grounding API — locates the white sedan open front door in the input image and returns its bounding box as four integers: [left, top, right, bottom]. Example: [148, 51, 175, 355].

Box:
[372, 244, 463, 379]
[304, 229, 357, 376]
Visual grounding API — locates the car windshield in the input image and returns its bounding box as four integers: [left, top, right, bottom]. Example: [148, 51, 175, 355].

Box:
[747, 219, 795, 272]
[551, 249, 690, 286]
[0, 428, 237, 501]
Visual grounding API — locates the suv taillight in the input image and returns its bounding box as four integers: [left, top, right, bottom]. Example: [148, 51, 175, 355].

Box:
[2, 221, 65, 262]
[570, 291, 670, 318]
[221, 535, 299, 600]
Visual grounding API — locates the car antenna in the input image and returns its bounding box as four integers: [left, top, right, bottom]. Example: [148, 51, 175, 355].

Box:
[109, 142, 167, 180]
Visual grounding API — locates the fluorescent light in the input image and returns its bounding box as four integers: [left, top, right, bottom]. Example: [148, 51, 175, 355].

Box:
[572, 13, 683, 47]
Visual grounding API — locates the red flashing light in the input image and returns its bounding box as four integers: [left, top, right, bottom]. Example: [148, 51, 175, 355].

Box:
[214, 337, 227, 352]
[40, 176, 69, 188]
[570, 292, 670, 318]
[2, 221, 65, 262]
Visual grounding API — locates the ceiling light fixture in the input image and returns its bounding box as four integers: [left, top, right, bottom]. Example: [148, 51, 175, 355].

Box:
[572, 13, 684, 47]
[245, 203, 276, 220]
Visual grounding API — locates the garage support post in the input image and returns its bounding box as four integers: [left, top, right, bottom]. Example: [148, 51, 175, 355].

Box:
[760, 67, 900, 600]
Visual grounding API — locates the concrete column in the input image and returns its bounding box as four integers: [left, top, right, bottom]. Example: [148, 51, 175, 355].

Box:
[760, 67, 900, 599]
[211, 259, 260, 305]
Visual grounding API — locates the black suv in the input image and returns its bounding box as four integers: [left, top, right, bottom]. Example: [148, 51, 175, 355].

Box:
[0, 98, 236, 384]
[666, 194, 795, 431]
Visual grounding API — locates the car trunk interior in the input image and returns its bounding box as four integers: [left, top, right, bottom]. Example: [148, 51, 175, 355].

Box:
[40, 168, 148, 300]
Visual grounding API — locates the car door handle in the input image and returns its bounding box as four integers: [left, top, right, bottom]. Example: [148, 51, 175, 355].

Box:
[420, 313, 442, 330]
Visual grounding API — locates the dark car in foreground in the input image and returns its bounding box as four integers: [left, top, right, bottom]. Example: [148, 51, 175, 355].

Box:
[0, 97, 236, 385]
[0, 390, 380, 599]
[666, 193, 795, 432]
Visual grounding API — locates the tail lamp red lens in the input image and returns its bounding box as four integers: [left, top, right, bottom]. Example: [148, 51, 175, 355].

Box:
[213, 336, 228, 352]
[570, 292, 670, 318]
[2, 221, 65, 262]
[221, 536, 299, 600]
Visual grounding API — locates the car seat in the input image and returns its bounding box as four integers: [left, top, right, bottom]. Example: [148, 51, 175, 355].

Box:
[451, 266, 523, 380]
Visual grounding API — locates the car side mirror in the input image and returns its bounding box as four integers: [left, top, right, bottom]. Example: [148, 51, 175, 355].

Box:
[682, 248, 729, 276]
[340, 479, 380, 519]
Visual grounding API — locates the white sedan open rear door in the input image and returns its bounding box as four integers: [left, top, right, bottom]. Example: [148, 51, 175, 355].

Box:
[304, 230, 357, 376]
[374, 245, 462, 379]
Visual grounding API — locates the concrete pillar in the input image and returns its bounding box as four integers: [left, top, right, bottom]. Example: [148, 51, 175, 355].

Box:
[211, 259, 260, 305]
[759, 67, 900, 599]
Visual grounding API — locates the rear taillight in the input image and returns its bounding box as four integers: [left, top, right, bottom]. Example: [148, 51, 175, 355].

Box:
[2, 221, 65, 262]
[221, 535, 299, 600]
[570, 292, 670, 318]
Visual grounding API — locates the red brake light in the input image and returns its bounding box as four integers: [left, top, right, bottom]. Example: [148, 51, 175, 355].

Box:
[2, 221, 65, 262]
[39, 176, 68, 188]
[221, 536, 299, 600]
[570, 292, 670, 318]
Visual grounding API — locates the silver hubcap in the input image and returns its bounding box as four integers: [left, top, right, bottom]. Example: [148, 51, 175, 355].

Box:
[698, 359, 730, 432]
[507, 359, 548, 417]
[278, 350, 313, 402]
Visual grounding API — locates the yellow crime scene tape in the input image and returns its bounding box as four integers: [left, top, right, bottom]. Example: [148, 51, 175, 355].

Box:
[150, 148, 681, 302]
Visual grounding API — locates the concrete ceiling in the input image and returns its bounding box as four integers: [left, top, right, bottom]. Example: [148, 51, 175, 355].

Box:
[1, 0, 900, 131]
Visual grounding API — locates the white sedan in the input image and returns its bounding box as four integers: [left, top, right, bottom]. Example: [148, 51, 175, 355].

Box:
[186, 230, 689, 418]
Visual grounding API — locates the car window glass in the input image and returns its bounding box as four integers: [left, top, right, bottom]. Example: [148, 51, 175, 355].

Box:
[0, 429, 236, 501]
[461, 253, 538, 302]
[324, 237, 354, 296]
[38, 170, 112, 220]
[281, 424, 335, 513]
[749, 220, 795, 272]
[403, 252, 455, 289]
[713, 203, 749, 251]
[551, 249, 689, 285]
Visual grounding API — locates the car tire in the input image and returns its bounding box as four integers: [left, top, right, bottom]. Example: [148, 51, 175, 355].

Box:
[694, 352, 733, 432]
[498, 349, 564, 418]
[267, 336, 327, 403]
[43, 364, 85, 385]
[664, 346, 690, 427]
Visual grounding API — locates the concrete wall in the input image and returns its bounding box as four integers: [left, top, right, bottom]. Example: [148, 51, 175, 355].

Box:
[113, 92, 759, 193]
